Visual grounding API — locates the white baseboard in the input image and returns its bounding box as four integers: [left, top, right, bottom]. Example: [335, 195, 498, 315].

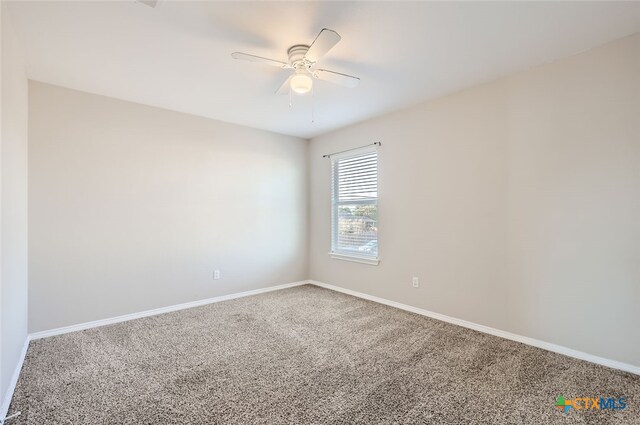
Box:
[29, 281, 308, 341]
[0, 337, 29, 423]
[309, 280, 640, 376]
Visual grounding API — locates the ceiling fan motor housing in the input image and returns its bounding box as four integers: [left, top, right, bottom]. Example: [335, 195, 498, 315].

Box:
[288, 45, 311, 69]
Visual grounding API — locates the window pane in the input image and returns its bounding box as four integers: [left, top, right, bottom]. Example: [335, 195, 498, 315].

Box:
[331, 149, 378, 259]
[336, 152, 377, 202]
[335, 204, 378, 256]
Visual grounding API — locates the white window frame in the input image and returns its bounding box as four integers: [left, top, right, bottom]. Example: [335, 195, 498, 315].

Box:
[329, 146, 379, 266]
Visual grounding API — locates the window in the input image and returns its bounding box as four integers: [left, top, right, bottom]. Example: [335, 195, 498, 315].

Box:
[330, 147, 379, 265]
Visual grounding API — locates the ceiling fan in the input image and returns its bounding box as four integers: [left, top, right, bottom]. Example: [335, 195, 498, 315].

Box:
[231, 29, 360, 96]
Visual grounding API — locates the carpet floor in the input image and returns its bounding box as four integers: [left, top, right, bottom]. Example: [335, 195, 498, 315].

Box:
[7, 284, 640, 424]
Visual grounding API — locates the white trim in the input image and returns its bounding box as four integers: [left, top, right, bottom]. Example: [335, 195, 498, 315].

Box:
[328, 252, 379, 265]
[0, 337, 29, 423]
[29, 281, 308, 340]
[308, 280, 640, 376]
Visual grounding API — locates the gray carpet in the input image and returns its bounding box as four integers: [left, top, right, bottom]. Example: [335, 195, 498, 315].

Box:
[7, 285, 640, 424]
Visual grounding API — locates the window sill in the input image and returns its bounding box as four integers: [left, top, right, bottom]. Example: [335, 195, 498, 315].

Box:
[328, 252, 380, 266]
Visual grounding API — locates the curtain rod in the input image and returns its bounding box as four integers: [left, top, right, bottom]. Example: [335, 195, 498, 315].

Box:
[322, 141, 381, 158]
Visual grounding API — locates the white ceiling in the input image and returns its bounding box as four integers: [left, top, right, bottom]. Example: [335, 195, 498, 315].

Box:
[7, 1, 640, 138]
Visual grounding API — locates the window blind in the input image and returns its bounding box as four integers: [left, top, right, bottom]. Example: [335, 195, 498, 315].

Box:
[331, 149, 378, 259]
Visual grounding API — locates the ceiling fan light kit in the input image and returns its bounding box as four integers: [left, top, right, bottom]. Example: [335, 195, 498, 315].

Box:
[287, 45, 313, 94]
[290, 70, 313, 95]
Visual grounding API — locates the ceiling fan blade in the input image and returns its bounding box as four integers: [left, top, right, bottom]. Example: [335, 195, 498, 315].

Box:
[314, 69, 360, 88]
[304, 29, 341, 63]
[275, 75, 294, 95]
[136, 0, 158, 8]
[231, 52, 291, 69]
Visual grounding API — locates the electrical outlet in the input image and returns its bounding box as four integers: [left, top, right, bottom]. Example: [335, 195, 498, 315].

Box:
[213, 270, 221, 280]
[412, 277, 419, 288]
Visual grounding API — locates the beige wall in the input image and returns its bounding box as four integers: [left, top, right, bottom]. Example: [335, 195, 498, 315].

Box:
[309, 34, 640, 367]
[28, 82, 308, 333]
[1, 3, 29, 407]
